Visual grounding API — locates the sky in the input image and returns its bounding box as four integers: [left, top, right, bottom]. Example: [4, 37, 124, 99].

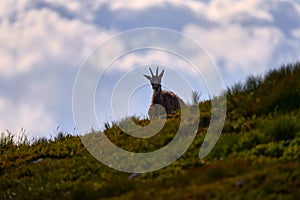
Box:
[1, 0, 300, 139]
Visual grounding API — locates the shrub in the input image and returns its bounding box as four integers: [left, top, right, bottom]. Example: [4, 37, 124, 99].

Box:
[281, 137, 300, 161]
[251, 142, 284, 158]
[234, 130, 268, 151]
[260, 114, 300, 141]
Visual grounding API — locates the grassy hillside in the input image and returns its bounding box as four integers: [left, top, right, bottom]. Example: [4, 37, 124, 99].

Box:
[1, 63, 300, 200]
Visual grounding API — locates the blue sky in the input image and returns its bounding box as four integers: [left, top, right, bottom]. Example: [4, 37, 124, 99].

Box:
[1, 0, 300, 138]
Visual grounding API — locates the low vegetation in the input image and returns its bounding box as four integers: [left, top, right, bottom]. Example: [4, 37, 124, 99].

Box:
[1, 62, 300, 199]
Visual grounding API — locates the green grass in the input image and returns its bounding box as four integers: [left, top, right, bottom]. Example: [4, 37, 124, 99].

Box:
[1, 62, 300, 199]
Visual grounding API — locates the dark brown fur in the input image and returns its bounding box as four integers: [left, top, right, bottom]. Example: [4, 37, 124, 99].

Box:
[148, 88, 185, 118]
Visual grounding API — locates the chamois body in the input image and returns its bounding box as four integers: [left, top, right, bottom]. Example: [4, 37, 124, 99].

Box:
[144, 67, 185, 118]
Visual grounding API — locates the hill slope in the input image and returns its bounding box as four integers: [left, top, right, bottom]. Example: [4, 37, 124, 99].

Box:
[1, 63, 300, 200]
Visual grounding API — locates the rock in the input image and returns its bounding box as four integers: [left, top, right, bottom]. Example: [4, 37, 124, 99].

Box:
[235, 179, 244, 187]
[283, 139, 293, 147]
[128, 173, 141, 180]
[30, 158, 43, 164]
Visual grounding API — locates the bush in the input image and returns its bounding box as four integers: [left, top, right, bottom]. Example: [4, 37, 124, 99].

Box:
[280, 137, 300, 161]
[251, 142, 284, 158]
[226, 62, 300, 119]
[234, 130, 268, 151]
[260, 114, 300, 141]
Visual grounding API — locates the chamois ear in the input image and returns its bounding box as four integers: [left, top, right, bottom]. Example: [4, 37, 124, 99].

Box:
[159, 69, 164, 78]
[149, 68, 154, 77]
[143, 74, 152, 81]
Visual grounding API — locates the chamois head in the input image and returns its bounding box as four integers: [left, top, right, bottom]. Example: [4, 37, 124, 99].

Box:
[144, 67, 164, 95]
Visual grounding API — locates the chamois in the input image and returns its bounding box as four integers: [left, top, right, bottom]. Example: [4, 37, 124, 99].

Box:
[144, 67, 185, 118]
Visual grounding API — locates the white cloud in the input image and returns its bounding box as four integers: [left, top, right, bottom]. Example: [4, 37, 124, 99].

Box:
[48, 0, 81, 12]
[107, 0, 165, 10]
[0, 97, 56, 138]
[75, 0, 271, 22]
[105, 0, 183, 11]
[292, 28, 300, 38]
[105, 48, 210, 83]
[86, 37, 125, 71]
[205, 0, 273, 24]
[109, 50, 187, 71]
[183, 23, 283, 76]
[295, 0, 300, 13]
[0, 5, 114, 78]
[0, 1, 117, 137]
[42, 0, 96, 21]
[100, 0, 208, 22]
[0, 0, 30, 19]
